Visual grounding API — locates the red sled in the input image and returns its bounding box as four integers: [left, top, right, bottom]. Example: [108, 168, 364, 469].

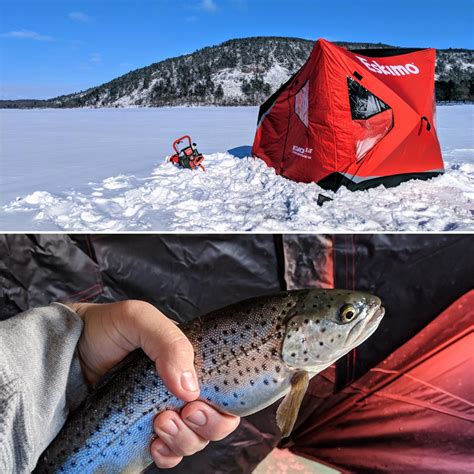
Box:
[169, 136, 206, 171]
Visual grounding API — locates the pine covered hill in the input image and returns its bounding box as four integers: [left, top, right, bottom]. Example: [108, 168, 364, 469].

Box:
[1, 37, 473, 108]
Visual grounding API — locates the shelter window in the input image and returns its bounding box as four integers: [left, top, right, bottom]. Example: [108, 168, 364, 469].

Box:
[294, 81, 309, 127]
[347, 77, 390, 120]
[347, 77, 394, 161]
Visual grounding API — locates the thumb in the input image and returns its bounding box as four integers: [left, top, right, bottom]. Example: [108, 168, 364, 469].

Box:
[120, 301, 200, 403]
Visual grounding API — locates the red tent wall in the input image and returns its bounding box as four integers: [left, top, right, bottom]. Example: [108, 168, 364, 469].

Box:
[252, 39, 445, 190]
[283, 291, 474, 473]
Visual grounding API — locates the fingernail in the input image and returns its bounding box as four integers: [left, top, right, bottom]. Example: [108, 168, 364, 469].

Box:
[155, 441, 171, 456]
[186, 410, 207, 427]
[158, 419, 179, 436]
[181, 371, 199, 392]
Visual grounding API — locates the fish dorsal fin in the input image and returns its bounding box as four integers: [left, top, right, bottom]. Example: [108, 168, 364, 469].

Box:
[276, 370, 309, 438]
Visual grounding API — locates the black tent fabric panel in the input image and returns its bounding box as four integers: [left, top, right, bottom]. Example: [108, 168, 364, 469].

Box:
[84, 234, 283, 322]
[0, 235, 284, 324]
[0, 234, 101, 320]
[349, 47, 424, 57]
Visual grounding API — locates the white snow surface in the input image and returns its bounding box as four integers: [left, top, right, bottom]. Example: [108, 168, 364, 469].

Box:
[0, 105, 473, 231]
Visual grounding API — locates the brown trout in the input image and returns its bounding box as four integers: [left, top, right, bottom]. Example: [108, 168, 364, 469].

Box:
[36, 289, 384, 473]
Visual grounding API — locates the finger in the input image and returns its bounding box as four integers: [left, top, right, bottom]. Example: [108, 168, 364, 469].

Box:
[150, 438, 183, 469]
[72, 301, 200, 398]
[181, 401, 241, 441]
[153, 410, 209, 457]
[117, 301, 200, 402]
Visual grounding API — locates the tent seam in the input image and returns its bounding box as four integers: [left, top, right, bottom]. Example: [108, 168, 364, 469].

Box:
[322, 45, 339, 182]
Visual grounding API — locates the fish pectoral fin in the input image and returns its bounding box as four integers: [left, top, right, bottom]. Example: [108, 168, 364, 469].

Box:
[276, 370, 309, 438]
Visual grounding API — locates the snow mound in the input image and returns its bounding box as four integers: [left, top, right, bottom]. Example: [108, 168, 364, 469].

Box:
[3, 152, 473, 231]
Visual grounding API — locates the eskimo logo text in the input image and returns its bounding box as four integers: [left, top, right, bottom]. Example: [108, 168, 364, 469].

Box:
[292, 145, 312, 159]
[356, 56, 420, 76]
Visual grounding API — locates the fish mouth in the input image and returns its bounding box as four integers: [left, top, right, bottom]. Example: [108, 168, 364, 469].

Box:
[360, 304, 385, 340]
[346, 303, 384, 347]
[369, 305, 385, 324]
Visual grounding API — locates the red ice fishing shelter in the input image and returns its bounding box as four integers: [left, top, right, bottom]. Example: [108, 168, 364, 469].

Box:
[252, 39, 445, 190]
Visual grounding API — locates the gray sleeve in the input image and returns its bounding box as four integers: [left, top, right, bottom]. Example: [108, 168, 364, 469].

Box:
[0, 303, 89, 474]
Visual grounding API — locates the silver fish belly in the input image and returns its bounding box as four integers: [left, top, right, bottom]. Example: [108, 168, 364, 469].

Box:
[36, 289, 384, 473]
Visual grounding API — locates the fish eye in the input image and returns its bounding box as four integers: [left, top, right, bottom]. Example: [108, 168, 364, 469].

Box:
[340, 304, 358, 323]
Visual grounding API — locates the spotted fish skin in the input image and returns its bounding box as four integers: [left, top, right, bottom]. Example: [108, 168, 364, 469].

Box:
[36, 289, 384, 473]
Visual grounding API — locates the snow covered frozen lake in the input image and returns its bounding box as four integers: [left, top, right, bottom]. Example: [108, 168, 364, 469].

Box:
[0, 105, 473, 231]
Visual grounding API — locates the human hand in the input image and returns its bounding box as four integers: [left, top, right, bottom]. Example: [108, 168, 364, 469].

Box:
[67, 300, 240, 469]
